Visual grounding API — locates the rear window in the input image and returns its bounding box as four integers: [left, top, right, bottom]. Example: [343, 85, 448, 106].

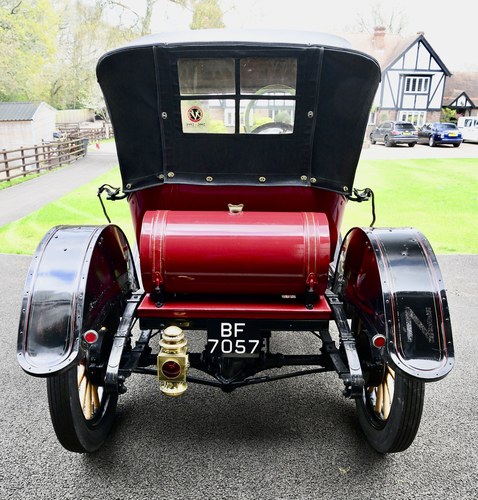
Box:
[395, 123, 416, 131]
[437, 123, 457, 130]
[177, 57, 297, 135]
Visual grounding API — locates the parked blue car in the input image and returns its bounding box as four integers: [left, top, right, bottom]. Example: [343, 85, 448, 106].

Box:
[418, 122, 463, 147]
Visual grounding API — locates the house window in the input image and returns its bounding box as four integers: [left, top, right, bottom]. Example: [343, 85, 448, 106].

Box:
[398, 110, 427, 127]
[404, 76, 430, 94]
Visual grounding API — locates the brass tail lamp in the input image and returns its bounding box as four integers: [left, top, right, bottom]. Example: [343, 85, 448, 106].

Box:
[157, 325, 189, 397]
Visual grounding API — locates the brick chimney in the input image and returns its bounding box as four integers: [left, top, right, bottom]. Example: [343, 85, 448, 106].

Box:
[373, 26, 386, 50]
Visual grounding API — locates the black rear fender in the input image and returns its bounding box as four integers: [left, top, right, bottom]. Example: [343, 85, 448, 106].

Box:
[17, 225, 139, 376]
[333, 227, 454, 381]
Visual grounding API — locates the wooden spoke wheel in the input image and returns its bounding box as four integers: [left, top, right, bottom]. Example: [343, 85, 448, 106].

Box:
[367, 365, 395, 421]
[351, 315, 425, 453]
[355, 351, 425, 453]
[47, 360, 118, 453]
[46, 316, 123, 453]
[77, 362, 102, 421]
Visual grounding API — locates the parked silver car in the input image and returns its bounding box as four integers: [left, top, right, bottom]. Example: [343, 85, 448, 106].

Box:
[370, 121, 418, 147]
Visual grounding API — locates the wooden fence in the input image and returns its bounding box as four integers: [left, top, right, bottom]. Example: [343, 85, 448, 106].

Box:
[57, 123, 113, 142]
[0, 138, 88, 182]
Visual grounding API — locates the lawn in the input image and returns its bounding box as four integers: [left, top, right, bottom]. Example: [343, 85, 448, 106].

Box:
[0, 157, 476, 255]
[0, 168, 134, 255]
[342, 157, 478, 253]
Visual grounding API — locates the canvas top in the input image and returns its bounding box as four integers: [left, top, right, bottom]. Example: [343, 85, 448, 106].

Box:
[97, 30, 380, 194]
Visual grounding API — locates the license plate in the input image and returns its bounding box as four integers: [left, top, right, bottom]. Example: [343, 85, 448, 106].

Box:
[207, 322, 263, 357]
[448, 133, 457, 137]
[403, 132, 411, 135]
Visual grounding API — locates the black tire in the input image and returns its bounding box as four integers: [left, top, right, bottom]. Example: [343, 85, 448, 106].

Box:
[47, 362, 118, 453]
[351, 315, 425, 453]
[408, 142, 416, 147]
[355, 367, 425, 453]
[453, 143, 460, 148]
[384, 135, 393, 147]
[370, 134, 376, 145]
[429, 136, 435, 147]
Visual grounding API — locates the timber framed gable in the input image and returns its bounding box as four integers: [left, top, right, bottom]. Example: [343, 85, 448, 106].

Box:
[380, 36, 451, 116]
[343, 29, 453, 127]
[447, 91, 475, 110]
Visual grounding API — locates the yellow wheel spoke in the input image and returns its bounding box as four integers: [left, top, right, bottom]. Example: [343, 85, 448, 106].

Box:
[77, 364, 86, 388]
[77, 363, 101, 421]
[375, 383, 383, 414]
[383, 380, 391, 419]
[79, 374, 87, 409]
[370, 366, 395, 420]
[85, 381, 92, 420]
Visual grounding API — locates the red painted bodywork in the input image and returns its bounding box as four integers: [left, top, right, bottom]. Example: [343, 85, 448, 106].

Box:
[138, 294, 332, 320]
[131, 184, 345, 320]
[129, 184, 346, 255]
[140, 210, 330, 296]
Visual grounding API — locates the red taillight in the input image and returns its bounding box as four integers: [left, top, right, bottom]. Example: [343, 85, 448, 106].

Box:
[83, 330, 99, 344]
[162, 360, 181, 379]
[391, 130, 399, 135]
[372, 334, 386, 348]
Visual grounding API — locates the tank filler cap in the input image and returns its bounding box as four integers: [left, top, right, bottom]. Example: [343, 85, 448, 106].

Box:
[228, 204, 244, 214]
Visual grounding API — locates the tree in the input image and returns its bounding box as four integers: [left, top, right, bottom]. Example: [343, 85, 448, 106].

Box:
[0, 0, 59, 101]
[103, 0, 188, 36]
[441, 107, 457, 123]
[353, 1, 407, 35]
[190, 0, 224, 29]
[48, 0, 133, 110]
[103, 0, 225, 35]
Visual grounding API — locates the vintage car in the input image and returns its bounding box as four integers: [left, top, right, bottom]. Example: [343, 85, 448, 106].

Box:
[17, 30, 454, 454]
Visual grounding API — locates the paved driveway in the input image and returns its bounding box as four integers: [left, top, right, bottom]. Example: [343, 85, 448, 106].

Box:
[361, 140, 478, 160]
[1, 254, 477, 500]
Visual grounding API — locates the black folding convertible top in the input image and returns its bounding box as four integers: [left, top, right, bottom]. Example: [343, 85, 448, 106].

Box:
[97, 30, 381, 194]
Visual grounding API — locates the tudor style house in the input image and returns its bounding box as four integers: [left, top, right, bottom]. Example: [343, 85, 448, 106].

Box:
[346, 27, 452, 128]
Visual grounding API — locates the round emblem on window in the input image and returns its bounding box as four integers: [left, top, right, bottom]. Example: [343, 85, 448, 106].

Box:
[187, 105, 203, 123]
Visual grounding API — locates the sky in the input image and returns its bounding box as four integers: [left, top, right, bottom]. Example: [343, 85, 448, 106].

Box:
[153, 0, 477, 71]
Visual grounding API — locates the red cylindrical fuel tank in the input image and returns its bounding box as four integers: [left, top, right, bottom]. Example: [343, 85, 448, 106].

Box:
[140, 210, 330, 296]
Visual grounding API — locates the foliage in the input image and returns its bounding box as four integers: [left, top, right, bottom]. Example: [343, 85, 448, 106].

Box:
[0, 0, 226, 111]
[0, 0, 59, 101]
[103, 0, 162, 36]
[48, 0, 133, 110]
[190, 0, 224, 29]
[441, 107, 457, 123]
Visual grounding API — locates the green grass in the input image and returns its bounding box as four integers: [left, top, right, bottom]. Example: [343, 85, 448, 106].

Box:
[0, 158, 477, 255]
[0, 173, 42, 190]
[0, 167, 134, 255]
[343, 157, 478, 253]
